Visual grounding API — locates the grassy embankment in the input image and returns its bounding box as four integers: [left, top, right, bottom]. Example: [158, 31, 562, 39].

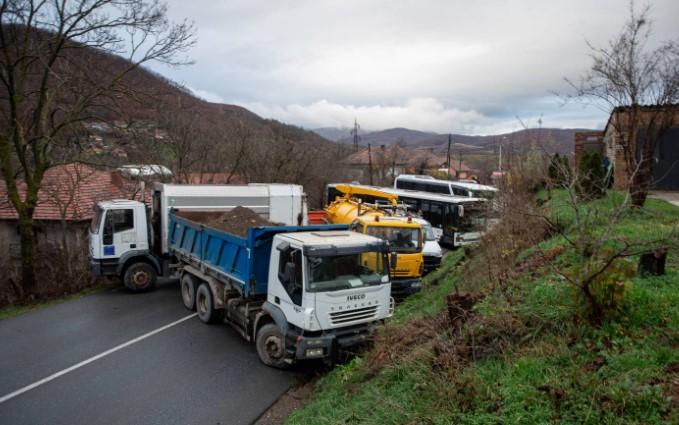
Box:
[287, 191, 679, 424]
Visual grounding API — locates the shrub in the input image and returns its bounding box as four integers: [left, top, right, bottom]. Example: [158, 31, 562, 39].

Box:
[577, 151, 605, 200]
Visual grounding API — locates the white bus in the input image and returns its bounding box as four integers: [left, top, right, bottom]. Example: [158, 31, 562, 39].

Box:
[394, 174, 498, 199]
[325, 184, 489, 248]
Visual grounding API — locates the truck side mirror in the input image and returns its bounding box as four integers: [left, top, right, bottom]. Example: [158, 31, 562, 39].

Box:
[390, 253, 398, 270]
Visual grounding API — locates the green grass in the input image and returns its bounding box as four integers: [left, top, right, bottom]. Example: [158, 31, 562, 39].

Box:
[287, 191, 679, 425]
[0, 284, 109, 321]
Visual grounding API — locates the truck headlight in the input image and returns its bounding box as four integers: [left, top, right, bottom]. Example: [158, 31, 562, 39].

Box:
[305, 348, 324, 358]
[411, 280, 422, 288]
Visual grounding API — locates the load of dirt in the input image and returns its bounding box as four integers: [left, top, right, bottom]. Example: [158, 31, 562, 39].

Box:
[176, 206, 280, 237]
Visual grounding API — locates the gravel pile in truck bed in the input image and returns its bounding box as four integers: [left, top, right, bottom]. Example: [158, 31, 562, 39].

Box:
[176, 207, 280, 237]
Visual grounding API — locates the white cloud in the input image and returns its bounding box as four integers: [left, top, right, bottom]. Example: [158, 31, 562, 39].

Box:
[241, 98, 487, 133]
[152, 0, 679, 133]
[239, 97, 607, 135]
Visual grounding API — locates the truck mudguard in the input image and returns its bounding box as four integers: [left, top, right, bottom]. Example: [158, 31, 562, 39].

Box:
[116, 250, 161, 275]
[261, 301, 288, 336]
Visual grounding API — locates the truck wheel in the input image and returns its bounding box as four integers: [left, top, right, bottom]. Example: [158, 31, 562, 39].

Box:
[123, 263, 157, 292]
[256, 323, 289, 369]
[180, 273, 198, 310]
[196, 283, 222, 324]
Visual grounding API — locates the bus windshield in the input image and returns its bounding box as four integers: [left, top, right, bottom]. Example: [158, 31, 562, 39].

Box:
[471, 190, 496, 200]
[306, 253, 389, 292]
[457, 204, 487, 233]
[366, 226, 421, 253]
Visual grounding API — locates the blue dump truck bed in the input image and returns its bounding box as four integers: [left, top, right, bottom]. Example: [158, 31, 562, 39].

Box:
[168, 210, 347, 298]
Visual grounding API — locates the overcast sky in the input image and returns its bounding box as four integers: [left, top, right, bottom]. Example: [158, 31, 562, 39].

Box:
[149, 0, 679, 135]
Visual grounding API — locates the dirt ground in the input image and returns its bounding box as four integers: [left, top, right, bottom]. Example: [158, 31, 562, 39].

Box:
[175, 207, 279, 237]
[254, 382, 313, 425]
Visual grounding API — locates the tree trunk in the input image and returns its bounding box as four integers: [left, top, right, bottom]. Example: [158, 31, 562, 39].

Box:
[18, 213, 36, 296]
[629, 150, 653, 207]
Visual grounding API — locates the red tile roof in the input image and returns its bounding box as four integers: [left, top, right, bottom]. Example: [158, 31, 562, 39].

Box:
[0, 163, 137, 221]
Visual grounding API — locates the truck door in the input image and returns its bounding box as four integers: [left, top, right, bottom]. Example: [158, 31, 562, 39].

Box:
[101, 208, 137, 259]
[275, 246, 306, 326]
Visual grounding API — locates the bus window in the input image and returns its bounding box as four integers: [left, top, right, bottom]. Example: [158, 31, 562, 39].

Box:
[452, 187, 469, 197]
[428, 202, 443, 228]
[401, 198, 420, 213]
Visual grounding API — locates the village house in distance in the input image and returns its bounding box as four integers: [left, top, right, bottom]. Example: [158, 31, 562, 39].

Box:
[574, 104, 679, 191]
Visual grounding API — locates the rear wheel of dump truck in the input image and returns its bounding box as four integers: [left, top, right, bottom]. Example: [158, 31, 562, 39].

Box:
[123, 262, 157, 292]
[180, 273, 198, 310]
[256, 323, 289, 369]
[196, 283, 222, 324]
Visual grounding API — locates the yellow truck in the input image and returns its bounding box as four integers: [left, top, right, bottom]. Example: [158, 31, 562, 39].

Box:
[324, 185, 424, 297]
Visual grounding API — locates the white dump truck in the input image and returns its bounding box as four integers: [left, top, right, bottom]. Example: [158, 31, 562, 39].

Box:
[89, 183, 394, 367]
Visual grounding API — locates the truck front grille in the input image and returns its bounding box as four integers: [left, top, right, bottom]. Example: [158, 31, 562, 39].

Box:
[329, 305, 378, 325]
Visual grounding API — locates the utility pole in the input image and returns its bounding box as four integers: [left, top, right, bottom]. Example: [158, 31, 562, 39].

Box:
[351, 118, 361, 152]
[368, 143, 374, 185]
[446, 133, 452, 177]
[498, 143, 502, 173]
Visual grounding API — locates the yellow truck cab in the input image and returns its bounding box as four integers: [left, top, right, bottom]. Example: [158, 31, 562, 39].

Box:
[351, 214, 423, 297]
[325, 194, 424, 298]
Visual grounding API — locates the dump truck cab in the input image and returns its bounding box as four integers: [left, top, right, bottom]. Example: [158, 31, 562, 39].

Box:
[263, 230, 394, 363]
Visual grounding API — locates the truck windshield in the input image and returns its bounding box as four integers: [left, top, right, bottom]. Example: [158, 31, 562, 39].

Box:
[90, 206, 104, 234]
[306, 253, 388, 292]
[366, 226, 421, 253]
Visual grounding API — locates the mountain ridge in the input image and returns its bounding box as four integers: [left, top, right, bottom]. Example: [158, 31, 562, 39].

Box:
[312, 126, 598, 154]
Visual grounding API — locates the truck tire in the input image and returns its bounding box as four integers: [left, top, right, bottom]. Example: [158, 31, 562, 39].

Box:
[180, 273, 198, 310]
[196, 283, 222, 324]
[256, 323, 289, 369]
[123, 263, 157, 292]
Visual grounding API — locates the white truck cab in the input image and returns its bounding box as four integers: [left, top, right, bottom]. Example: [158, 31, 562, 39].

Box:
[259, 230, 393, 364]
[89, 200, 151, 282]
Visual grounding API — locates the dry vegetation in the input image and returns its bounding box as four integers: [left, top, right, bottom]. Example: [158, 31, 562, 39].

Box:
[285, 150, 679, 424]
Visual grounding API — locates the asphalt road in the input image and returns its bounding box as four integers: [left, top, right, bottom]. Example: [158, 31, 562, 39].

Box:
[0, 280, 295, 425]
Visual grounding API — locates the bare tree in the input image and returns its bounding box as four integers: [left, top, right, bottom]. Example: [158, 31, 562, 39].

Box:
[0, 0, 195, 292]
[565, 2, 679, 207]
[542, 157, 678, 322]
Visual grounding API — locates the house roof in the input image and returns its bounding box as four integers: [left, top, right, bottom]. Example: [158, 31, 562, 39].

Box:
[0, 162, 136, 221]
[603, 103, 679, 135]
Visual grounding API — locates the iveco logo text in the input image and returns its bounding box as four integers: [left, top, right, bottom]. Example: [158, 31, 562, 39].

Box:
[347, 294, 366, 301]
